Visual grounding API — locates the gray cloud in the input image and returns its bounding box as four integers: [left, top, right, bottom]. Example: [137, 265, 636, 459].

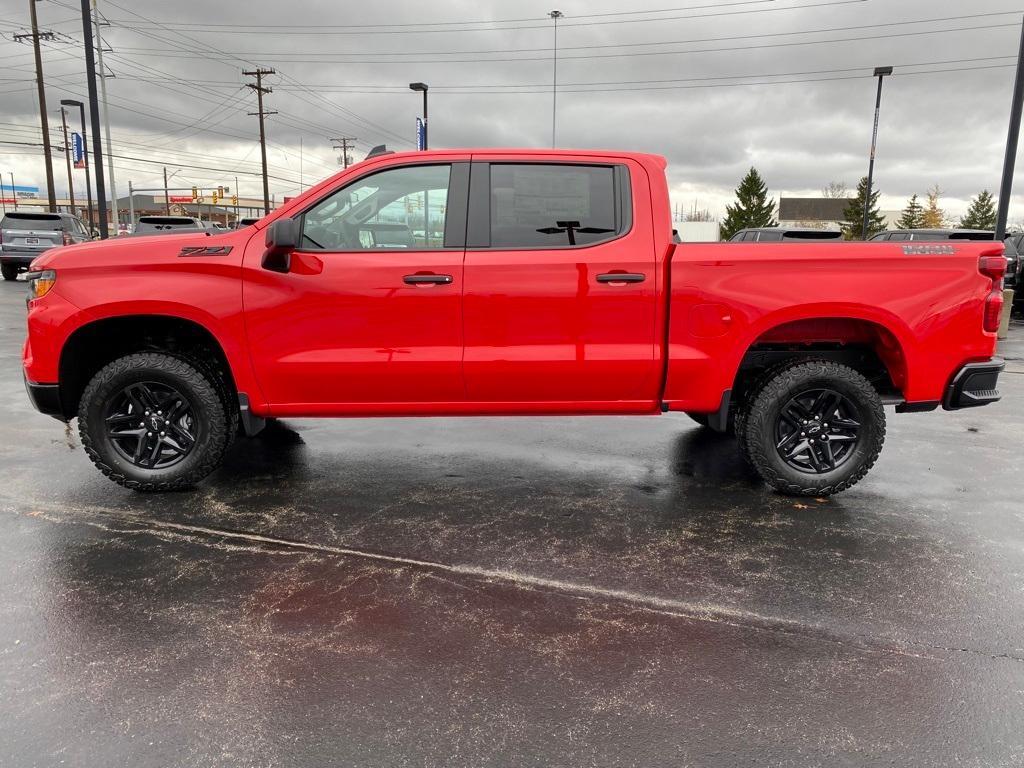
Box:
[1, 0, 1024, 219]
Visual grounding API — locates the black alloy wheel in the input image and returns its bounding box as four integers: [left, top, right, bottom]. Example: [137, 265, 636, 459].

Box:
[774, 388, 862, 474]
[104, 381, 197, 469]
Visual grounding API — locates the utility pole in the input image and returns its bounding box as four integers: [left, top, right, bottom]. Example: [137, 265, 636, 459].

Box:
[243, 67, 276, 216]
[332, 137, 357, 168]
[17, 1, 57, 211]
[10, 172, 18, 210]
[93, 0, 118, 227]
[80, 0, 108, 238]
[59, 107, 76, 216]
[163, 166, 170, 214]
[549, 10, 563, 149]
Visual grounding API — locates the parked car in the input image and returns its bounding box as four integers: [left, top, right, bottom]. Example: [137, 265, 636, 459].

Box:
[729, 227, 844, 242]
[22, 149, 1006, 497]
[1, 211, 92, 280]
[869, 228, 995, 242]
[236, 216, 261, 228]
[131, 216, 206, 236]
[871, 229, 1018, 294]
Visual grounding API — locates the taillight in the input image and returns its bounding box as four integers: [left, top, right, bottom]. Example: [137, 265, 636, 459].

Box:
[979, 254, 1006, 333]
[62, 230, 72, 246]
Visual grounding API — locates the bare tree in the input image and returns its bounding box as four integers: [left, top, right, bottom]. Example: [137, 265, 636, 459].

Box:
[822, 181, 848, 199]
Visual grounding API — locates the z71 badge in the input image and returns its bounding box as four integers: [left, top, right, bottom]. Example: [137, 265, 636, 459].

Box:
[178, 245, 234, 257]
[902, 244, 955, 255]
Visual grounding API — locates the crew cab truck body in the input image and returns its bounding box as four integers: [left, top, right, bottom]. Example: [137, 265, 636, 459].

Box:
[22, 149, 1006, 495]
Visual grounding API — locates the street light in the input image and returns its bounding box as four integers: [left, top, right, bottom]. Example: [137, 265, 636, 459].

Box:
[409, 82, 428, 150]
[549, 10, 563, 148]
[862, 66, 893, 240]
[59, 99, 94, 230]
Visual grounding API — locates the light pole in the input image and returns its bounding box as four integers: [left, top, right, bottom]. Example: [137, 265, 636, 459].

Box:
[862, 66, 893, 240]
[79, 0, 109, 238]
[60, 99, 94, 230]
[409, 82, 428, 150]
[996, 15, 1024, 240]
[59, 106, 76, 216]
[549, 10, 563, 148]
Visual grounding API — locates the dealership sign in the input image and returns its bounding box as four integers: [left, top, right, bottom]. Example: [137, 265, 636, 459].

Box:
[72, 132, 85, 169]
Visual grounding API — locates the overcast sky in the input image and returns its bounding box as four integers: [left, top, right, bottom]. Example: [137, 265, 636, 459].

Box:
[2, 0, 1024, 219]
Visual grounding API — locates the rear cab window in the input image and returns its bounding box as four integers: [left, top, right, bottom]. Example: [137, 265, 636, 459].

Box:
[1, 214, 64, 230]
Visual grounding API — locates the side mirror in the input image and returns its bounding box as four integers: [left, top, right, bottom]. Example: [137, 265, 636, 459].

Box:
[262, 218, 297, 273]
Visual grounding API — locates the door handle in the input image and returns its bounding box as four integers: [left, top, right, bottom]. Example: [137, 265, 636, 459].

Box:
[403, 274, 453, 285]
[596, 272, 646, 284]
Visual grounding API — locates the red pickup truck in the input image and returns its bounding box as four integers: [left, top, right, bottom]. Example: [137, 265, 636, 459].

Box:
[22, 149, 1006, 496]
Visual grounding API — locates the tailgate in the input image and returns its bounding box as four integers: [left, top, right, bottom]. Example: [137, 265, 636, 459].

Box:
[1, 227, 62, 253]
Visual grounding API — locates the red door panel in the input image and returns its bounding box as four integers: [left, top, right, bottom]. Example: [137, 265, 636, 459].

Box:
[242, 160, 468, 411]
[462, 160, 660, 405]
[243, 249, 464, 408]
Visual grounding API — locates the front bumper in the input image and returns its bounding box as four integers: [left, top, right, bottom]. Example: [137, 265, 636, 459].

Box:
[23, 375, 64, 421]
[943, 358, 1004, 410]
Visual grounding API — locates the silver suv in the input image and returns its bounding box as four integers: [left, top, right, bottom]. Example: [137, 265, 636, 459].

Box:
[1, 211, 92, 281]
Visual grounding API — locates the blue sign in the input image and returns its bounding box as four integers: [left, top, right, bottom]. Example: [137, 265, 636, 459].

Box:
[72, 132, 85, 169]
[416, 118, 426, 151]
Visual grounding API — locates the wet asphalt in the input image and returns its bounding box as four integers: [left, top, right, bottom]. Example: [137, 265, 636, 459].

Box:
[1, 279, 1023, 767]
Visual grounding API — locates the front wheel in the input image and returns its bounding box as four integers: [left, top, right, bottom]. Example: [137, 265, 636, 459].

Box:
[78, 352, 231, 491]
[742, 361, 885, 496]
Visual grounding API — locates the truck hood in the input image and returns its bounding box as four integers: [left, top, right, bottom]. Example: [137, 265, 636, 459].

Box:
[31, 231, 237, 271]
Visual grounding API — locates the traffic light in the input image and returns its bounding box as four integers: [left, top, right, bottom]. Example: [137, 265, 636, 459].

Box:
[217, 185, 224, 198]
[191, 186, 198, 201]
[212, 190, 219, 205]
[231, 194, 238, 206]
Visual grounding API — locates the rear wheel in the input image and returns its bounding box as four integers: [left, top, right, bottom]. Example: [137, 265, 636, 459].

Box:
[743, 360, 885, 496]
[1, 263, 19, 281]
[78, 352, 230, 491]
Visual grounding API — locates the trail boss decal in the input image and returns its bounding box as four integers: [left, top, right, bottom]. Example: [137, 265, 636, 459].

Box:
[902, 244, 955, 255]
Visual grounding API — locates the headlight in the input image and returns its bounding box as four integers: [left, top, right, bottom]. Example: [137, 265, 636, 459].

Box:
[26, 269, 56, 302]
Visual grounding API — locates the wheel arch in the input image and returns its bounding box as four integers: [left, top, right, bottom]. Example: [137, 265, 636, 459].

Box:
[729, 310, 913, 409]
[58, 312, 240, 421]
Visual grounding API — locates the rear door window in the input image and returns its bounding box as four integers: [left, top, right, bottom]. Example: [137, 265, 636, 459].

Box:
[487, 164, 624, 248]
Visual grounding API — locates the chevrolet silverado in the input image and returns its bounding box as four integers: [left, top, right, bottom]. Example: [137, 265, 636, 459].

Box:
[21, 149, 1006, 495]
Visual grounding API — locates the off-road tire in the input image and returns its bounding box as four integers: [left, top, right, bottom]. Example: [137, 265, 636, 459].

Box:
[78, 352, 230, 491]
[735, 358, 814, 464]
[1, 263, 19, 281]
[743, 360, 885, 496]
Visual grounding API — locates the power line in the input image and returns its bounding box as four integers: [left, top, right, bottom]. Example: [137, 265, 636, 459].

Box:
[98, 0, 867, 35]
[103, 20, 1024, 65]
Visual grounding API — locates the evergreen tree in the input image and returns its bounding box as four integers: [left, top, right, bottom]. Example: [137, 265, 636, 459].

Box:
[720, 168, 777, 240]
[959, 190, 997, 230]
[921, 185, 947, 228]
[896, 194, 925, 229]
[842, 176, 886, 240]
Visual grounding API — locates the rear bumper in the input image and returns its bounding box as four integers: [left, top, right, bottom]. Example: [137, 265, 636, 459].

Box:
[23, 375, 64, 420]
[943, 358, 1004, 410]
[1, 253, 41, 266]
